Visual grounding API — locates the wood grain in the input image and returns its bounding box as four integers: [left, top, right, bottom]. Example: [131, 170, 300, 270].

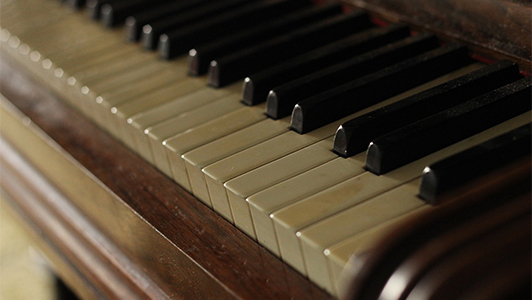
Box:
[0, 52, 334, 300]
[342, 0, 532, 72]
[341, 156, 531, 300]
[0, 139, 153, 300]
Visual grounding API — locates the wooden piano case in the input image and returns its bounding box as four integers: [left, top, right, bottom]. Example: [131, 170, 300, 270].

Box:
[1, 55, 329, 299]
[0, 0, 529, 299]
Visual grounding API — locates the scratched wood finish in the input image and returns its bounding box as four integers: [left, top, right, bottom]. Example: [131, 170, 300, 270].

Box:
[0, 54, 334, 300]
[342, 0, 531, 71]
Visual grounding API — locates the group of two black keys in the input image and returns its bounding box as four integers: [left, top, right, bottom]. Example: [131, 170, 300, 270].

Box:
[70, 0, 531, 203]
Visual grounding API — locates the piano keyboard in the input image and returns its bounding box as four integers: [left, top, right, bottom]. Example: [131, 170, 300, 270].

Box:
[1, 0, 530, 297]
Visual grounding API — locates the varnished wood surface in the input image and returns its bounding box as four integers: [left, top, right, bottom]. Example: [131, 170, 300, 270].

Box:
[0, 52, 334, 300]
[341, 156, 531, 300]
[0, 139, 155, 300]
[343, 0, 532, 72]
[1, 1, 529, 298]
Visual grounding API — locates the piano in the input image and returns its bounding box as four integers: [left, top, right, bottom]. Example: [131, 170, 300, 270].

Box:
[0, 0, 530, 299]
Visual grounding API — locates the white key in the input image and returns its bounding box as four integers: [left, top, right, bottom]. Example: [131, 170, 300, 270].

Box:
[176, 76, 455, 209]
[224, 137, 337, 238]
[112, 77, 205, 143]
[147, 95, 245, 177]
[164, 104, 267, 192]
[93, 66, 189, 134]
[66, 52, 157, 114]
[271, 111, 531, 275]
[183, 117, 291, 205]
[203, 125, 335, 223]
[203, 64, 479, 231]
[47, 41, 135, 112]
[128, 83, 242, 160]
[328, 206, 432, 297]
[248, 157, 366, 256]
[299, 179, 425, 293]
[1, 0, 67, 32]
[69, 50, 155, 88]
[54, 38, 137, 80]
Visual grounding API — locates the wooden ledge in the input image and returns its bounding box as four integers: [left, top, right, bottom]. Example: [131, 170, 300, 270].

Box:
[343, 0, 532, 72]
[0, 52, 333, 300]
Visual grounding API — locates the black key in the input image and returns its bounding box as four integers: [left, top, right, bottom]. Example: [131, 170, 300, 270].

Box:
[365, 76, 532, 175]
[419, 123, 531, 204]
[101, 0, 172, 28]
[242, 24, 410, 105]
[290, 44, 472, 134]
[267, 33, 439, 119]
[142, 0, 253, 50]
[188, 3, 342, 76]
[208, 11, 372, 87]
[66, 0, 86, 9]
[87, 0, 114, 19]
[159, 0, 311, 59]
[333, 60, 522, 157]
[125, 0, 210, 42]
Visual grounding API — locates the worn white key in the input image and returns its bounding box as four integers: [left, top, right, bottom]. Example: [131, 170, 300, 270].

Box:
[50, 34, 125, 70]
[271, 111, 531, 275]
[30, 32, 139, 113]
[41, 25, 120, 65]
[62, 41, 136, 72]
[72, 46, 189, 95]
[11, 17, 109, 78]
[111, 77, 206, 142]
[225, 137, 338, 239]
[128, 83, 242, 159]
[299, 179, 425, 293]
[5, 13, 115, 66]
[203, 123, 337, 223]
[164, 104, 267, 192]
[248, 157, 366, 256]
[5, 13, 85, 54]
[66, 51, 157, 112]
[93, 67, 190, 133]
[1, 1, 73, 38]
[2, 33, 35, 73]
[89, 57, 190, 119]
[68, 49, 155, 88]
[77, 58, 169, 123]
[44, 40, 132, 106]
[2, 15, 124, 106]
[88, 58, 169, 94]
[328, 206, 432, 297]
[183, 117, 291, 205]
[201, 64, 478, 226]
[43, 30, 114, 64]
[2, 33, 34, 78]
[1, 0, 65, 30]
[44, 35, 126, 73]
[13, 38, 131, 114]
[147, 94, 245, 177]
[67, 51, 164, 118]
